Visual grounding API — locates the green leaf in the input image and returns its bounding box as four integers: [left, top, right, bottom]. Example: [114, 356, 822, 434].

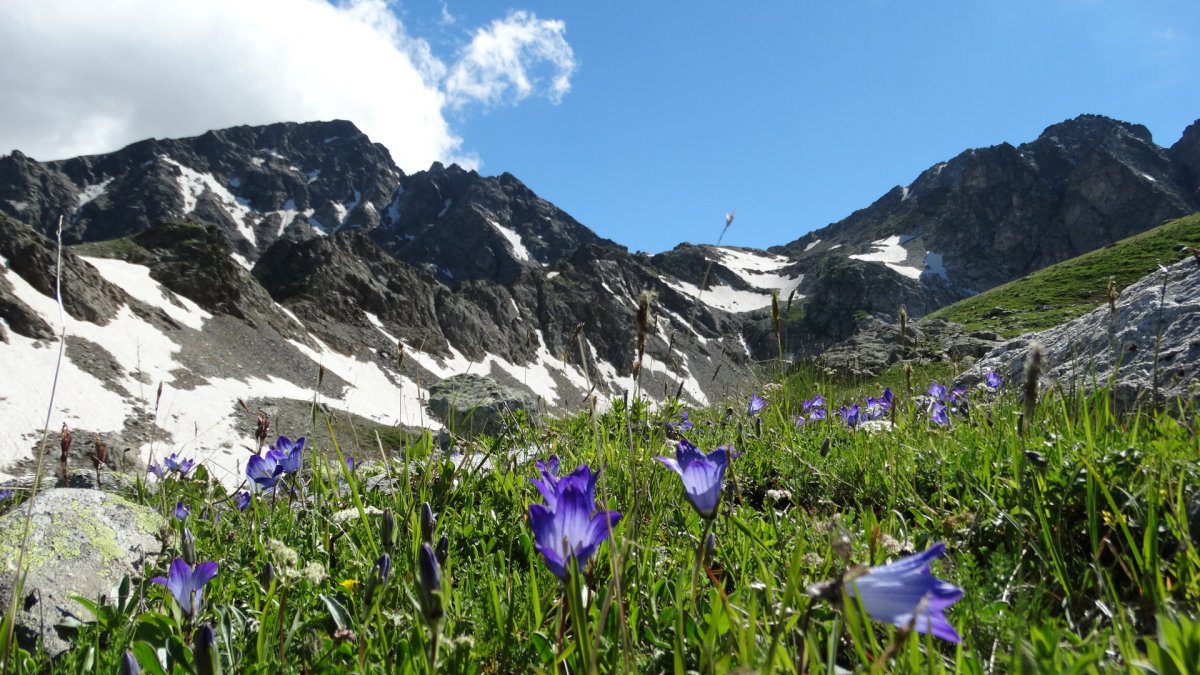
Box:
[319, 593, 353, 631]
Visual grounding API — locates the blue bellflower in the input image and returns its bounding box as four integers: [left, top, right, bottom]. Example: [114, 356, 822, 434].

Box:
[152, 558, 218, 618]
[528, 462, 621, 580]
[985, 370, 1004, 391]
[844, 542, 963, 643]
[655, 440, 728, 519]
[163, 452, 196, 476]
[270, 436, 305, 474]
[246, 452, 284, 491]
[838, 404, 862, 429]
[530, 458, 597, 512]
[747, 394, 767, 416]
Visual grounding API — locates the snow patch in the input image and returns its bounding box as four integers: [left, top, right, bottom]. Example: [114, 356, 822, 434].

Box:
[849, 235, 922, 280]
[81, 257, 211, 330]
[76, 178, 113, 209]
[161, 156, 257, 247]
[923, 251, 948, 279]
[804, 239, 821, 252]
[663, 277, 776, 314]
[488, 219, 531, 262]
[437, 199, 452, 218]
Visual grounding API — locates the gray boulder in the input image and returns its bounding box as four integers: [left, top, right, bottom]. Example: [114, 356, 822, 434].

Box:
[0, 489, 164, 657]
[427, 373, 539, 438]
[960, 257, 1200, 411]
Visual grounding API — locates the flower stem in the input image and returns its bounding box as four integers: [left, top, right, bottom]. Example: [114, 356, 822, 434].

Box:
[690, 518, 715, 606]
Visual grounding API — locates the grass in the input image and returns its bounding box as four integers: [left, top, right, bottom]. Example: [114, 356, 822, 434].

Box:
[929, 212, 1200, 337]
[2, 361, 1198, 673]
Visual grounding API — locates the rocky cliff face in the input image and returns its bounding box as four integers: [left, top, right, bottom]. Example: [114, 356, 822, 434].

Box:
[776, 116, 1198, 295]
[1, 114, 1198, 484]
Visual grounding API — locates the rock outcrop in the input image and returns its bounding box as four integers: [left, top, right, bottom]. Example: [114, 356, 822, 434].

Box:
[0, 489, 164, 657]
[960, 256, 1200, 411]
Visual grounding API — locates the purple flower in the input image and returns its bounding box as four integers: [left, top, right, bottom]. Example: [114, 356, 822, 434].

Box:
[163, 453, 196, 476]
[151, 558, 218, 618]
[0, 489, 12, 502]
[808, 406, 827, 421]
[803, 394, 826, 412]
[174, 501, 190, 520]
[844, 542, 963, 643]
[930, 402, 950, 427]
[148, 462, 167, 479]
[270, 436, 304, 475]
[528, 464, 621, 580]
[345, 456, 356, 472]
[530, 458, 597, 512]
[985, 371, 1004, 391]
[863, 396, 888, 421]
[234, 491, 251, 511]
[246, 452, 284, 491]
[838, 404, 861, 429]
[927, 382, 947, 401]
[666, 411, 694, 433]
[747, 394, 767, 416]
[655, 440, 728, 519]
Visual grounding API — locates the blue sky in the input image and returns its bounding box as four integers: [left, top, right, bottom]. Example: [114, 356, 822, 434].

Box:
[2, 1, 1197, 254]
[433, 1, 1200, 252]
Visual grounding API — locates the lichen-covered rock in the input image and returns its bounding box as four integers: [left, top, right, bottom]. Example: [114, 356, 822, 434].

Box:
[0, 489, 164, 657]
[428, 373, 539, 438]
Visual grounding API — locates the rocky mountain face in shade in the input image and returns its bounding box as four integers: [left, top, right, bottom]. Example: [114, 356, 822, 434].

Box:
[0, 114, 1198, 484]
[770, 115, 1200, 349]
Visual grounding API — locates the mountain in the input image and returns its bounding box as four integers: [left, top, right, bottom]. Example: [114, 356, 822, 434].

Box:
[1, 114, 1198, 485]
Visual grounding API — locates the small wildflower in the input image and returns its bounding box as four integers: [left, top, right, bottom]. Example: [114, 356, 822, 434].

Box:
[151, 558, 218, 618]
[174, 501, 190, 520]
[985, 370, 1004, 391]
[666, 410, 694, 433]
[246, 452, 284, 491]
[339, 579, 360, 591]
[270, 436, 305, 475]
[234, 491, 251, 511]
[655, 439, 728, 519]
[528, 462, 621, 579]
[163, 452, 196, 476]
[747, 393, 767, 416]
[841, 542, 963, 643]
[838, 404, 861, 429]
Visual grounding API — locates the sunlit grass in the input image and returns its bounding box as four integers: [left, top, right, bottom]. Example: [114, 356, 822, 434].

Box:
[6, 362, 1197, 673]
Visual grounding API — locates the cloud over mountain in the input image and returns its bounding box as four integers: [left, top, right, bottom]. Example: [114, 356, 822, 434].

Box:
[0, 0, 574, 171]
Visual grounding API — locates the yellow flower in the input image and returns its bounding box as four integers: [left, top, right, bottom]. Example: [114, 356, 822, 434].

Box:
[339, 579, 360, 591]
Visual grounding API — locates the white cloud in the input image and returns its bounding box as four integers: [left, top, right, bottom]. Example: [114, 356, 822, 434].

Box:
[0, 0, 574, 170]
[445, 10, 576, 109]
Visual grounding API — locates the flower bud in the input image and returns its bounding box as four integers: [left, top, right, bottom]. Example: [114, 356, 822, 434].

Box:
[375, 553, 392, 581]
[119, 651, 141, 675]
[259, 562, 275, 588]
[420, 502, 436, 544]
[381, 509, 396, 551]
[194, 622, 222, 675]
[436, 535, 449, 567]
[418, 543, 444, 625]
[181, 527, 197, 565]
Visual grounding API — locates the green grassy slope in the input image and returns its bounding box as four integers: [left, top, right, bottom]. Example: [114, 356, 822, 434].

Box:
[929, 212, 1200, 337]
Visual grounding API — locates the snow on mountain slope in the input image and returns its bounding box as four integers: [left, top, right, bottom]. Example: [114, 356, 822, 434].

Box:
[663, 247, 804, 313]
[849, 235, 923, 279]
